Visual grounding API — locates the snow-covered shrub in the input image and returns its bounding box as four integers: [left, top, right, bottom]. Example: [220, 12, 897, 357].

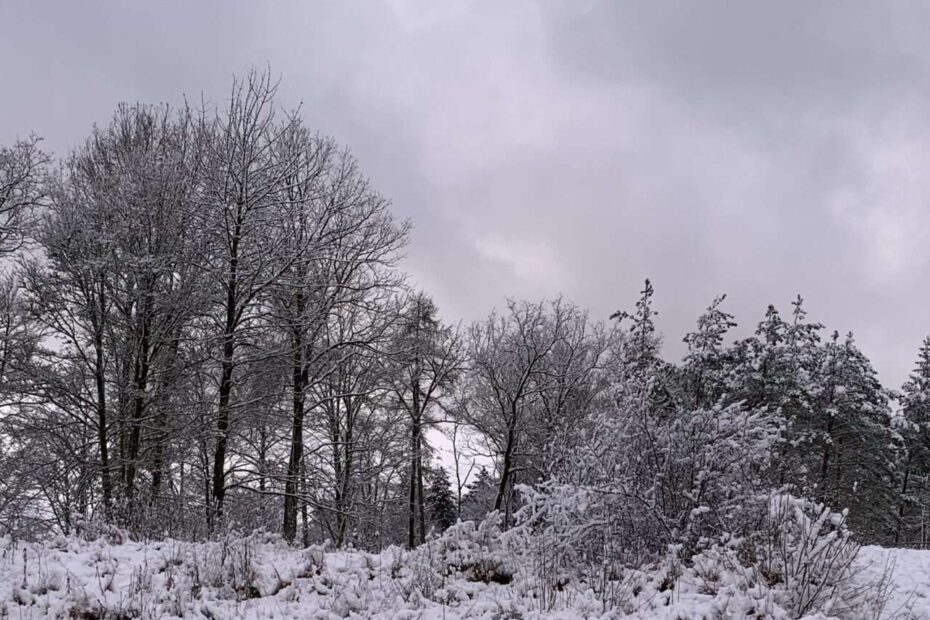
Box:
[518, 394, 778, 574]
[72, 516, 132, 545]
[752, 494, 861, 617]
[678, 494, 865, 618]
[385, 513, 537, 608]
[671, 404, 780, 550]
[409, 513, 522, 586]
[295, 543, 327, 579]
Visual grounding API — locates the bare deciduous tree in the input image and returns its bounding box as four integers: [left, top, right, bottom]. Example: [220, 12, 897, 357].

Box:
[197, 70, 306, 528]
[389, 293, 462, 547]
[0, 135, 47, 255]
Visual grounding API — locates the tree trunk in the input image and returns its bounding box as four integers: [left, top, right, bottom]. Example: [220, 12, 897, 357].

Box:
[300, 457, 310, 547]
[150, 337, 181, 508]
[494, 407, 519, 524]
[211, 224, 240, 531]
[407, 430, 417, 548]
[337, 395, 355, 547]
[896, 450, 912, 545]
[94, 282, 112, 520]
[407, 384, 422, 548]
[211, 342, 235, 530]
[284, 327, 306, 542]
[416, 424, 426, 544]
[819, 411, 834, 500]
[125, 300, 152, 513]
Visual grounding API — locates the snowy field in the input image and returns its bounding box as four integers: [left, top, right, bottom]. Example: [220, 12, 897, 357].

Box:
[0, 531, 926, 620]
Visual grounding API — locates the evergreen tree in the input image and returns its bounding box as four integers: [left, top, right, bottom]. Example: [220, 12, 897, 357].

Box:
[897, 337, 930, 545]
[611, 279, 661, 379]
[810, 332, 899, 542]
[460, 466, 497, 522]
[730, 297, 821, 494]
[425, 466, 457, 533]
[680, 294, 737, 409]
[611, 279, 677, 421]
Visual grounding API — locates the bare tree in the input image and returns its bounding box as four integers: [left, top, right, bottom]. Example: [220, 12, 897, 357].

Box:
[18, 103, 204, 528]
[197, 70, 307, 529]
[523, 304, 613, 482]
[101, 104, 206, 519]
[267, 133, 408, 541]
[459, 299, 569, 525]
[0, 135, 47, 255]
[389, 293, 462, 547]
[22, 151, 122, 519]
[0, 136, 48, 533]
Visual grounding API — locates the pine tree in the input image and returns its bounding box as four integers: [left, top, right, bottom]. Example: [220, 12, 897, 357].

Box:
[611, 279, 661, 379]
[460, 466, 497, 522]
[425, 466, 457, 533]
[897, 337, 930, 545]
[680, 294, 737, 409]
[730, 298, 822, 494]
[611, 279, 678, 424]
[812, 332, 899, 542]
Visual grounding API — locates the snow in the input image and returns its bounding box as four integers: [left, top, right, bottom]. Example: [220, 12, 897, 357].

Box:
[1, 533, 929, 619]
[856, 545, 930, 618]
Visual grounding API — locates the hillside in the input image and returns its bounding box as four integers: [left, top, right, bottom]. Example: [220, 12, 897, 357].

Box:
[0, 531, 923, 619]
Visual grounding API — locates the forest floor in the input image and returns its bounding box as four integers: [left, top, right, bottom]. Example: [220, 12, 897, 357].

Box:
[0, 534, 927, 619]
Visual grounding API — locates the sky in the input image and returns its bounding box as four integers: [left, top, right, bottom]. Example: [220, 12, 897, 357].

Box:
[2, 1, 930, 389]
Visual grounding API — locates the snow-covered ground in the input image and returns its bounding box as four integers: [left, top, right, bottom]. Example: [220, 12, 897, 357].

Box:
[856, 545, 930, 619]
[0, 533, 926, 619]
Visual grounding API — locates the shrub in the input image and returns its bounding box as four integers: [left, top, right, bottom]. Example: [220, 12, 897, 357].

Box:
[753, 494, 860, 618]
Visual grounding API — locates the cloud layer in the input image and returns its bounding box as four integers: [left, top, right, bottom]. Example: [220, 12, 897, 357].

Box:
[3, 1, 930, 385]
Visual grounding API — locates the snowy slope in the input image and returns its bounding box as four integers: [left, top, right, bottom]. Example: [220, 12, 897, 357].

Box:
[856, 545, 930, 619]
[0, 535, 928, 619]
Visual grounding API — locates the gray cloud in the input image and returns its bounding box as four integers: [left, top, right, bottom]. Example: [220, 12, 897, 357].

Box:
[3, 1, 930, 386]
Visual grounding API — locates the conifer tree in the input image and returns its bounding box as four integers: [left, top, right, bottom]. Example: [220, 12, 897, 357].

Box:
[680, 294, 737, 409]
[811, 332, 899, 542]
[425, 466, 457, 533]
[611, 279, 661, 379]
[460, 466, 496, 522]
[897, 337, 930, 545]
[730, 297, 821, 494]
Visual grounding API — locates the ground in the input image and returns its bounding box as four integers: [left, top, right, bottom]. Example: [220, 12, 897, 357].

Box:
[0, 533, 925, 619]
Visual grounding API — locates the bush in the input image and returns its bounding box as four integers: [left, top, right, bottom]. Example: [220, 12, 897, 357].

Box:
[753, 494, 860, 618]
[405, 513, 524, 594]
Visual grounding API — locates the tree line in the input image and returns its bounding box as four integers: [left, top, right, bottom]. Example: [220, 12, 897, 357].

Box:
[1, 72, 930, 553]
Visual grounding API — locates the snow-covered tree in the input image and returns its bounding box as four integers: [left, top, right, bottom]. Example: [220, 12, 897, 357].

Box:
[520, 283, 778, 569]
[459, 466, 497, 522]
[460, 298, 601, 525]
[389, 293, 462, 547]
[810, 331, 899, 542]
[679, 294, 737, 409]
[0, 134, 46, 255]
[425, 465, 457, 533]
[896, 337, 930, 545]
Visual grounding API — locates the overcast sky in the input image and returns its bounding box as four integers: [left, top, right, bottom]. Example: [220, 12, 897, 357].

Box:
[2, 1, 930, 388]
